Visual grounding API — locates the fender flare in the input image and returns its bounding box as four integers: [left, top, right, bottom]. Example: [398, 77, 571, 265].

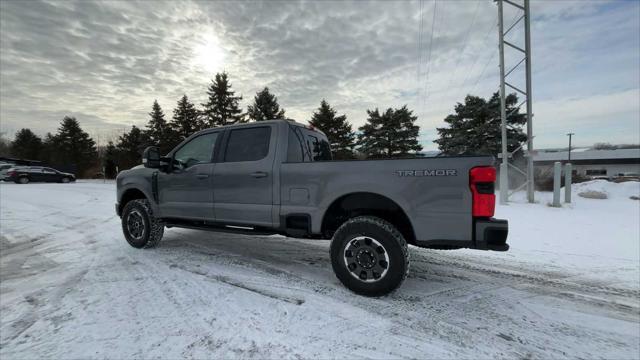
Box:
[318, 190, 416, 242]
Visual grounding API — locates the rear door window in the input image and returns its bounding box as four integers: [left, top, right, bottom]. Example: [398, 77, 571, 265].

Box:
[301, 128, 331, 161]
[287, 126, 331, 162]
[287, 127, 305, 162]
[224, 127, 271, 162]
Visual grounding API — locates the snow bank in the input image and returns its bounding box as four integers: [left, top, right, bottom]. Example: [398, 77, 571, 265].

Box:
[571, 179, 640, 200]
[490, 180, 640, 285]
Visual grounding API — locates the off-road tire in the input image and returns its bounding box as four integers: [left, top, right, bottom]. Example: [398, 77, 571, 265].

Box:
[121, 199, 164, 249]
[330, 216, 409, 297]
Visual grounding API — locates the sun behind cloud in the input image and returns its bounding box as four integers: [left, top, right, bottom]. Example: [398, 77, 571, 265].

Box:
[192, 33, 225, 74]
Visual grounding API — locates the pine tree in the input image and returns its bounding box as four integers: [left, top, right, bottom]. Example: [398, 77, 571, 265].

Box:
[49, 116, 98, 175]
[145, 100, 176, 154]
[309, 100, 355, 159]
[11, 128, 42, 160]
[247, 87, 285, 121]
[434, 92, 526, 155]
[41, 132, 56, 164]
[116, 125, 149, 170]
[103, 141, 118, 178]
[170, 95, 202, 141]
[201, 72, 245, 127]
[357, 106, 423, 158]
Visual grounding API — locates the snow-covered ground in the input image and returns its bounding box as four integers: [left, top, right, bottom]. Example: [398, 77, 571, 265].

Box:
[1, 180, 639, 359]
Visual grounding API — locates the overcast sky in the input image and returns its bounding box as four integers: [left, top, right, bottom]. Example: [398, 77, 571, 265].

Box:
[1, 0, 638, 150]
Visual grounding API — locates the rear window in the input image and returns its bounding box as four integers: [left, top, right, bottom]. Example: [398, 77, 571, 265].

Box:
[224, 127, 271, 162]
[287, 126, 331, 162]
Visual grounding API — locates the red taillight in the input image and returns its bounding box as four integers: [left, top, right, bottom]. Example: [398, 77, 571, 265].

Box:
[470, 166, 496, 218]
[7, 171, 15, 177]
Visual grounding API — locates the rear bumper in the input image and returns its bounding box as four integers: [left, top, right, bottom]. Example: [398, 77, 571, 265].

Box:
[414, 218, 509, 252]
[473, 218, 509, 251]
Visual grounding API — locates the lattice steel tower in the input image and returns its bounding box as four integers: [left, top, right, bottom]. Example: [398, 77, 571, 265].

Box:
[498, 0, 534, 204]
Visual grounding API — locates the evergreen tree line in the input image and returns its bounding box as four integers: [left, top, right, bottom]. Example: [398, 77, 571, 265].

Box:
[3, 68, 530, 178]
[6, 117, 98, 176]
[111, 71, 425, 171]
[108, 72, 294, 173]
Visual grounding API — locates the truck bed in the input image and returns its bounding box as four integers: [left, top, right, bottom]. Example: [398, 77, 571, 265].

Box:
[279, 155, 496, 245]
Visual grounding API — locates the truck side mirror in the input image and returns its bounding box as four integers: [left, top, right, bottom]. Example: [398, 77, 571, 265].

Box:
[142, 146, 161, 168]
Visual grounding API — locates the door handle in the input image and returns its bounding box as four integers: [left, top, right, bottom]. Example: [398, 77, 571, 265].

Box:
[196, 174, 209, 179]
[250, 171, 268, 178]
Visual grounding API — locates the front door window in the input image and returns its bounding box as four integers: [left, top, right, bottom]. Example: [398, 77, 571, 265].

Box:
[173, 132, 219, 169]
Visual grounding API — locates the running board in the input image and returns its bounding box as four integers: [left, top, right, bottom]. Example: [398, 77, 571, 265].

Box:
[163, 219, 280, 236]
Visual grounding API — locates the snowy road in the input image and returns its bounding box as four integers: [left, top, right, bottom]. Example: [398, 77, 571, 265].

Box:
[1, 181, 639, 359]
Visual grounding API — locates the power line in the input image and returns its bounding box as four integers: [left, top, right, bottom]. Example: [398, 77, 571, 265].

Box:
[469, 11, 520, 96]
[416, 0, 425, 105]
[447, 0, 482, 88]
[422, 0, 438, 105]
[460, 14, 499, 92]
[470, 47, 498, 95]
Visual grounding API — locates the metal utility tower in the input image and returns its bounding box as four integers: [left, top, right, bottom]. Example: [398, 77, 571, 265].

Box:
[498, 0, 535, 204]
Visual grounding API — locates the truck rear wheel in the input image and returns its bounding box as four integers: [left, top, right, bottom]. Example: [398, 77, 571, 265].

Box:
[330, 216, 409, 296]
[121, 199, 164, 249]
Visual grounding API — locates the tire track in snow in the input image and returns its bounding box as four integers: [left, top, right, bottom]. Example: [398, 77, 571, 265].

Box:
[170, 263, 305, 305]
[161, 234, 515, 357]
[410, 254, 640, 314]
[159, 232, 640, 358]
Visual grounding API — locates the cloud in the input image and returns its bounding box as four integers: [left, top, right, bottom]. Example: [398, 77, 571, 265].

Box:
[0, 0, 638, 151]
[534, 88, 640, 147]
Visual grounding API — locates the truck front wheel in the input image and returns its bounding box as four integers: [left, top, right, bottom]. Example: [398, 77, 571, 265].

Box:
[121, 199, 164, 249]
[330, 216, 409, 296]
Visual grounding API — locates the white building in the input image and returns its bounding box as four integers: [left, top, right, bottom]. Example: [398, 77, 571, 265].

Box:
[533, 148, 640, 178]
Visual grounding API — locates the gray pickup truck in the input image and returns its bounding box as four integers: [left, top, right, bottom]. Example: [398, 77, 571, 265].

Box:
[116, 119, 508, 296]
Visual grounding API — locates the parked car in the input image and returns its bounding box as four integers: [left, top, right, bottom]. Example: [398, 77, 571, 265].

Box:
[5, 166, 76, 184]
[116, 119, 508, 296]
[0, 163, 14, 180]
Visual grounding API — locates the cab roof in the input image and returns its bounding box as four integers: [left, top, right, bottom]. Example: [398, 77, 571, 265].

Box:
[196, 119, 327, 136]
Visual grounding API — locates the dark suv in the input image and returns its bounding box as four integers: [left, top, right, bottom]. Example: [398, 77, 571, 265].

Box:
[6, 166, 76, 184]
